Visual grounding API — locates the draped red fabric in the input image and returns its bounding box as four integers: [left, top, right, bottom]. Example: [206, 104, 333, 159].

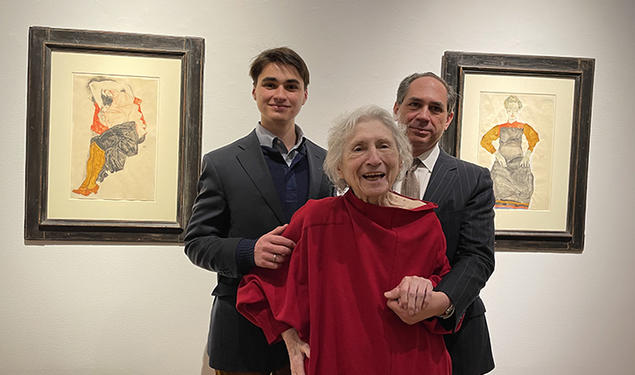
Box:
[237, 191, 453, 375]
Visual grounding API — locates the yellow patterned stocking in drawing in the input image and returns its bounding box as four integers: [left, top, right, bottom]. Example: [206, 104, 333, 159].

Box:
[72, 141, 105, 196]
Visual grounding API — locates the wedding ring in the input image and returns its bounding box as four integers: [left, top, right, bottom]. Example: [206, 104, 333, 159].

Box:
[273, 254, 278, 263]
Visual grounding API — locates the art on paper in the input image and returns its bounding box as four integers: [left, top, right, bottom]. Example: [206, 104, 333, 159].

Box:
[70, 75, 158, 201]
[476, 93, 555, 211]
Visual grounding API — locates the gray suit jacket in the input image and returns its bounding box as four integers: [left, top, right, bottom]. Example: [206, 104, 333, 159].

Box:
[184, 130, 332, 371]
[424, 149, 496, 375]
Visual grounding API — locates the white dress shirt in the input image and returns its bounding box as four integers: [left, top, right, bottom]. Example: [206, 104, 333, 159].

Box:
[393, 144, 441, 199]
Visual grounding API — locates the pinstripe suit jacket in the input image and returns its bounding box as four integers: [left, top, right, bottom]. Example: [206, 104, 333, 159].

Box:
[424, 149, 496, 375]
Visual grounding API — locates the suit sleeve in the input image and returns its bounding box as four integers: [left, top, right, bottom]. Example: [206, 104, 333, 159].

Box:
[236, 204, 311, 344]
[435, 167, 495, 331]
[184, 153, 251, 278]
[421, 225, 456, 335]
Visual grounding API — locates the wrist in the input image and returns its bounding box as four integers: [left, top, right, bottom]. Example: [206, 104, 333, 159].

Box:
[438, 303, 455, 319]
[435, 292, 454, 319]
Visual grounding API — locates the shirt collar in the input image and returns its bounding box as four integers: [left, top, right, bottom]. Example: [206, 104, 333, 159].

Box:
[414, 143, 440, 172]
[255, 122, 305, 153]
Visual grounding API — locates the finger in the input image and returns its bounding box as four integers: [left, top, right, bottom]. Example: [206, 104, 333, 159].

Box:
[270, 252, 289, 264]
[399, 283, 410, 310]
[407, 283, 418, 315]
[268, 224, 288, 235]
[267, 236, 296, 252]
[267, 242, 294, 256]
[386, 299, 400, 312]
[414, 283, 426, 313]
[384, 287, 400, 300]
[300, 341, 311, 359]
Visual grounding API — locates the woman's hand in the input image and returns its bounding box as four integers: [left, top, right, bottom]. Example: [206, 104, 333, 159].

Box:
[386, 290, 451, 325]
[281, 328, 310, 375]
[520, 149, 532, 167]
[494, 151, 507, 167]
[383, 275, 433, 316]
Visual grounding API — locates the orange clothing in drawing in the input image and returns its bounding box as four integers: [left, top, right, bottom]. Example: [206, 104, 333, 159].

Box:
[480, 122, 540, 209]
[480, 122, 539, 154]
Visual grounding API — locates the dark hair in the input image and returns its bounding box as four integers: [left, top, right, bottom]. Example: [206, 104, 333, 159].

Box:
[249, 47, 310, 88]
[395, 72, 457, 113]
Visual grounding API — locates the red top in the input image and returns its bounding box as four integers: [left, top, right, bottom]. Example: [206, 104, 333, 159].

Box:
[237, 191, 452, 374]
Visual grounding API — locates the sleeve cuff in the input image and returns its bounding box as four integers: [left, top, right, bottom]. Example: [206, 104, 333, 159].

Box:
[236, 239, 257, 274]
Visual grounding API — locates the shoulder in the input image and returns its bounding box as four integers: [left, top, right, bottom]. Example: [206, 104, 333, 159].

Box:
[203, 132, 257, 163]
[284, 196, 343, 241]
[295, 196, 341, 221]
[304, 138, 327, 159]
[290, 196, 346, 228]
[439, 150, 490, 176]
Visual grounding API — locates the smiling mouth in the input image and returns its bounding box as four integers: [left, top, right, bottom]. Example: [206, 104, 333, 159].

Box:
[362, 172, 386, 180]
[270, 104, 290, 109]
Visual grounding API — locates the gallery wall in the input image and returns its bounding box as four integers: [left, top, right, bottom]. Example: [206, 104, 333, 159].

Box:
[1, 0, 634, 374]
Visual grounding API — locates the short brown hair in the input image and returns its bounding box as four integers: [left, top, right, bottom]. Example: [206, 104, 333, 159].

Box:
[249, 47, 310, 88]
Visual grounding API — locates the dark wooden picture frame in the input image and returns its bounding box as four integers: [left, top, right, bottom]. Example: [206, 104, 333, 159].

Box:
[441, 51, 594, 252]
[24, 26, 204, 243]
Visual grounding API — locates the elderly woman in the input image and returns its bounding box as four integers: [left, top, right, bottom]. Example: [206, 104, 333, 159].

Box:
[237, 105, 453, 375]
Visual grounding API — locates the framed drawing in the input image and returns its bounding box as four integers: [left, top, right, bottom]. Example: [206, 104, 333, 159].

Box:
[24, 26, 204, 243]
[441, 51, 594, 252]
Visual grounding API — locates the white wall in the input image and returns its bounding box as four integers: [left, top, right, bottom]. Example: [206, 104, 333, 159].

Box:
[1, 0, 634, 374]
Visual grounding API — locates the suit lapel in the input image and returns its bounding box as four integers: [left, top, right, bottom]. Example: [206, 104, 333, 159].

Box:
[424, 149, 457, 204]
[305, 141, 325, 199]
[236, 131, 285, 223]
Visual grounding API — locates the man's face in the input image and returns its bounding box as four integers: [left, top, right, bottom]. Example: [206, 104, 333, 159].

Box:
[252, 63, 307, 129]
[393, 76, 454, 156]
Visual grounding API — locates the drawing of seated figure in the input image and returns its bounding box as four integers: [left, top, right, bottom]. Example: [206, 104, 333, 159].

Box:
[480, 95, 539, 209]
[72, 78, 148, 196]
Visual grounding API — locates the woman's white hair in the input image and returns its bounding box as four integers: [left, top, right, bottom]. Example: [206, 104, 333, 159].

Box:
[323, 105, 413, 190]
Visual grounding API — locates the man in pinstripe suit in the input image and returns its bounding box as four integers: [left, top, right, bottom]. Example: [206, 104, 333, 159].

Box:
[391, 72, 496, 375]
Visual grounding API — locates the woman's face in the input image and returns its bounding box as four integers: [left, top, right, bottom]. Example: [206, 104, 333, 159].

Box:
[338, 119, 400, 205]
[506, 101, 520, 121]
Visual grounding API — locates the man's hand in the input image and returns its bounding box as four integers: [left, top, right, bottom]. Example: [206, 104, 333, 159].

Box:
[254, 224, 295, 269]
[281, 328, 310, 375]
[383, 276, 433, 317]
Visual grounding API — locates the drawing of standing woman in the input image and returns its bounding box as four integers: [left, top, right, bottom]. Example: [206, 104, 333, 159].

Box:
[480, 95, 540, 209]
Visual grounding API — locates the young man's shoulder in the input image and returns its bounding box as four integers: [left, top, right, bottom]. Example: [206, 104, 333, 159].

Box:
[303, 138, 326, 154]
[203, 131, 257, 159]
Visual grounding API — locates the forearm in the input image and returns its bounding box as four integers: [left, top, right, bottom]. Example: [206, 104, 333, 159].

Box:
[184, 154, 252, 277]
[436, 169, 495, 322]
[184, 235, 244, 277]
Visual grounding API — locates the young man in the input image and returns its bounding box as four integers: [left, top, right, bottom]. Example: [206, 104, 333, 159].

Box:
[391, 72, 496, 375]
[185, 47, 332, 375]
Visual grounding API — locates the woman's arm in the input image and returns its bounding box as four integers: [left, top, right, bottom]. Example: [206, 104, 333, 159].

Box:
[281, 328, 310, 375]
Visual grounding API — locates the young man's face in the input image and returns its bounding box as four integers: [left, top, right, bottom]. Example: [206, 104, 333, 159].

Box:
[393, 76, 453, 156]
[252, 63, 308, 129]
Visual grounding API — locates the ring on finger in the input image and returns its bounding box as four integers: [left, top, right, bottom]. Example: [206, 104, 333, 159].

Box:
[273, 253, 278, 263]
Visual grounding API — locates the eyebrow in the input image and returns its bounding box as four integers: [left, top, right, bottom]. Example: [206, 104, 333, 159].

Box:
[406, 97, 444, 107]
[261, 77, 301, 85]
